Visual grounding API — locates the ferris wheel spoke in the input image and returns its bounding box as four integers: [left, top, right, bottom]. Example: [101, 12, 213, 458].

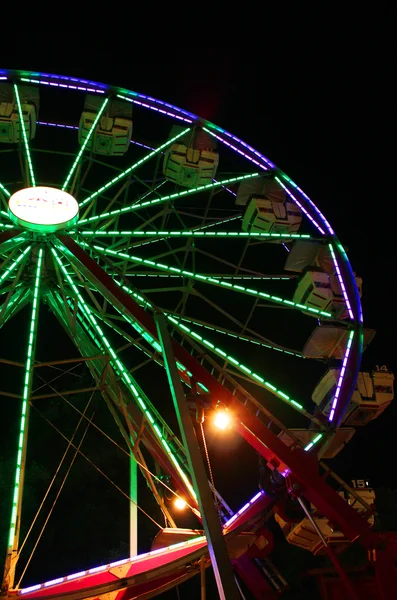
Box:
[3, 246, 43, 590]
[91, 304, 209, 400]
[105, 275, 314, 425]
[13, 85, 36, 188]
[0, 287, 30, 333]
[51, 247, 198, 504]
[78, 228, 313, 241]
[193, 246, 294, 279]
[88, 242, 333, 318]
[66, 264, 212, 400]
[163, 312, 306, 359]
[166, 315, 315, 421]
[0, 245, 31, 291]
[0, 182, 12, 213]
[79, 128, 191, 209]
[0, 220, 14, 229]
[102, 214, 244, 254]
[62, 97, 109, 192]
[0, 232, 28, 258]
[77, 172, 260, 227]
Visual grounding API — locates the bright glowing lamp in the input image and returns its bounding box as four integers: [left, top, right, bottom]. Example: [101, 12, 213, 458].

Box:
[213, 410, 231, 430]
[173, 497, 187, 510]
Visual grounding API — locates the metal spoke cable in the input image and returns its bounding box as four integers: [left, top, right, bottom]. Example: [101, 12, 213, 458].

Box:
[16, 386, 96, 565]
[32, 404, 163, 530]
[47, 385, 198, 512]
[16, 408, 95, 588]
[32, 362, 82, 394]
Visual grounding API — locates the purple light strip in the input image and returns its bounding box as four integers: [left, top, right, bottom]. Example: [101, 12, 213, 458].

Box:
[329, 331, 354, 422]
[205, 127, 275, 169]
[130, 139, 156, 151]
[117, 94, 193, 124]
[122, 92, 195, 120]
[293, 182, 335, 235]
[0, 76, 7, 80]
[223, 490, 264, 528]
[329, 244, 354, 320]
[38, 121, 78, 130]
[204, 128, 268, 170]
[212, 178, 237, 196]
[27, 72, 107, 89]
[275, 177, 326, 235]
[20, 77, 105, 94]
[19, 535, 207, 595]
[37, 121, 156, 152]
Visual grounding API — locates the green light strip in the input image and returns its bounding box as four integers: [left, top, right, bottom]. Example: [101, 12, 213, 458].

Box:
[78, 229, 311, 239]
[62, 97, 109, 191]
[51, 247, 196, 500]
[89, 243, 332, 317]
[166, 314, 304, 358]
[78, 172, 260, 224]
[13, 85, 36, 187]
[0, 182, 11, 198]
[92, 296, 208, 397]
[0, 221, 14, 229]
[103, 273, 291, 281]
[79, 127, 190, 208]
[304, 433, 323, 452]
[97, 276, 210, 396]
[167, 316, 306, 414]
[0, 246, 31, 286]
[119, 216, 244, 251]
[8, 247, 42, 548]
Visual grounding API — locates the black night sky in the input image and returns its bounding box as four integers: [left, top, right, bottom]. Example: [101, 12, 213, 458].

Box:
[0, 35, 395, 599]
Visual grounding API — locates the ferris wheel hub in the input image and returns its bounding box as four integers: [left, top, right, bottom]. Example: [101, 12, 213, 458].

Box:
[8, 186, 79, 233]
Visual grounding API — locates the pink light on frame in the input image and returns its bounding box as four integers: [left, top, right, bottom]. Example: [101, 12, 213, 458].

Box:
[223, 490, 265, 528]
[19, 535, 206, 596]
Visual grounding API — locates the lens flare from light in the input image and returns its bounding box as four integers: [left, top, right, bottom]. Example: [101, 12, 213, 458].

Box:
[174, 497, 187, 510]
[213, 410, 231, 430]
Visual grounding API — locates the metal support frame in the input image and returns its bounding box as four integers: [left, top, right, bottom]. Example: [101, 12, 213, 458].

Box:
[296, 496, 358, 600]
[155, 312, 240, 600]
[55, 234, 378, 547]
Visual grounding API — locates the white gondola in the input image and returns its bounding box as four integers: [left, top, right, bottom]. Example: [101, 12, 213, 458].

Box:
[242, 197, 302, 234]
[284, 240, 334, 274]
[293, 269, 347, 318]
[312, 366, 394, 425]
[0, 84, 39, 143]
[302, 326, 376, 360]
[163, 129, 219, 187]
[78, 95, 132, 156]
[293, 269, 362, 319]
[235, 176, 284, 206]
[275, 487, 375, 555]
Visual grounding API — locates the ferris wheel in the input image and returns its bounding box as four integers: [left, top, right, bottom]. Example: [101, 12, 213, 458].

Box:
[0, 69, 395, 600]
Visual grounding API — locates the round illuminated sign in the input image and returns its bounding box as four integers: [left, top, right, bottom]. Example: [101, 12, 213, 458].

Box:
[8, 186, 79, 232]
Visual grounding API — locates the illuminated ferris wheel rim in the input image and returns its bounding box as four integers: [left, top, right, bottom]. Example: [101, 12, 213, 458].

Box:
[0, 67, 363, 428]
